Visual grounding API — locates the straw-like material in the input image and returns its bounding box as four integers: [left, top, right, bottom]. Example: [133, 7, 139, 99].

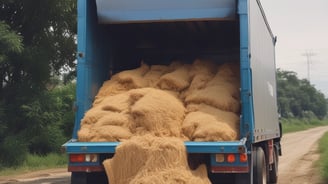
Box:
[131, 88, 185, 137]
[103, 135, 211, 184]
[182, 111, 238, 141]
[143, 65, 170, 87]
[186, 103, 240, 131]
[78, 60, 242, 184]
[185, 85, 240, 113]
[157, 64, 192, 91]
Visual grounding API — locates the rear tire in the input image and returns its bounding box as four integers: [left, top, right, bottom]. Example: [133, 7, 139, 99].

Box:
[269, 146, 279, 183]
[71, 172, 108, 184]
[253, 147, 268, 184]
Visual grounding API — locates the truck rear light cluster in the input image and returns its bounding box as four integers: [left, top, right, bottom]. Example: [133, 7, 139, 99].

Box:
[239, 153, 248, 163]
[70, 154, 98, 163]
[215, 153, 248, 163]
[227, 154, 236, 163]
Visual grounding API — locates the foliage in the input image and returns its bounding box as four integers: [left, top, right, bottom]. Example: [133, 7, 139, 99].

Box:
[0, 21, 23, 63]
[0, 0, 77, 167]
[277, 69, 327, 119]
[0, 82, 75, 168]
[0, 135, 28, 167]
[21, 83, 76, 155]
[0, 153, 67, 175]
[0, 0, 77, 91]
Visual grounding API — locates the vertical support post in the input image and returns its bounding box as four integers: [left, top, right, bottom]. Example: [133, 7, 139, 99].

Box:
[238, 0, 253, 183]
[72, 0, 88, 139]
[238, 0, 254, 144]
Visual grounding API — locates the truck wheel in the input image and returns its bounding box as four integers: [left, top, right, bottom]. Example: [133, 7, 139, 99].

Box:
[269, 146, 279, 183]
[253, 147, 268, 184]
[71, 172, 87, 184]
[71, 172, 108, 184]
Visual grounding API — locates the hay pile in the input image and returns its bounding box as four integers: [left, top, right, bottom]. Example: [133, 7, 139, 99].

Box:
[77, 59, 240, 184]
[103, 135, 211, 184]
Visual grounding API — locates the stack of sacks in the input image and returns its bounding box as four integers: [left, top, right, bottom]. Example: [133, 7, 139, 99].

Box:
[182, 63, 240, 141]
[78, 92, 135, 142]
[103, 135, 211, 184]
[92, 63, 149, 106]
[78, 87, 186, 142]
[78, 60, 240, 142]
[130, 88, 186, 137]
[77, 59, 240, 184]
[157, 64, 192, 92]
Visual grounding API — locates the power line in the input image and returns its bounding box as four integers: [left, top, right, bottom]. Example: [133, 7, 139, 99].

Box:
[302, 51, 316, 82]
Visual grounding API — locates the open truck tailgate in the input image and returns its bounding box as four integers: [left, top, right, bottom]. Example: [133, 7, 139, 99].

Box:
[64, 138, 247, 154]
[96, 0, 236, 23]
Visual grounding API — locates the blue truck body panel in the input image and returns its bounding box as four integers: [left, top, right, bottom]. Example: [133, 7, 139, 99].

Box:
[96, 0, 236, 23]
[238, 0, 255, 143]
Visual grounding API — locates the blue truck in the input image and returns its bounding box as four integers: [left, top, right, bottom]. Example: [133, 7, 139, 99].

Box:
[63, 0, 282, 183]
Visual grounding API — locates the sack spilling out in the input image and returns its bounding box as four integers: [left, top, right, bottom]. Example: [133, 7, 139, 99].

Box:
[77, 59, 241, 184]
[103, 135, 211, 184]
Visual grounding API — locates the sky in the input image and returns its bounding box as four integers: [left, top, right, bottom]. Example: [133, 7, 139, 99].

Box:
[260, 0, 328, 97]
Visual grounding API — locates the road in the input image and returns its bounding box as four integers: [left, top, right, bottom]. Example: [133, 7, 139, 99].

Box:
[0, 169, 70, 184]
[1, 126, 328, 184]
[278, 126, 328, 184]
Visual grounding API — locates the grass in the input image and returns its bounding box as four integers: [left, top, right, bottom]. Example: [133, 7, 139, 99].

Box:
[317, 132, 328, 183]
[282, 118, 328, 183]
[281, 118, 328, 134]
[0, 153, 67, 176]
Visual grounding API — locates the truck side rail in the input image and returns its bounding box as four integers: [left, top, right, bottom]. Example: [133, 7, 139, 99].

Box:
[63, 138, 247, 154]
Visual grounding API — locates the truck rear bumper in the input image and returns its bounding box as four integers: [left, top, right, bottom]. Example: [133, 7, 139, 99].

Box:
[63, 138, 249, 173]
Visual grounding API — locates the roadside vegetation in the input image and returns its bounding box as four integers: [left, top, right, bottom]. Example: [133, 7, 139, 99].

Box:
[0, 153, 67, 176]
[281, 118, 328, 134]
[318, 132, 328, 182]
[0, 0, 76, 172]
[277, 69, 327, 120]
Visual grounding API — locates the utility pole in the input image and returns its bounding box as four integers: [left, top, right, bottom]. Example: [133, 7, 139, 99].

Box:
[302, 51, 316, 82]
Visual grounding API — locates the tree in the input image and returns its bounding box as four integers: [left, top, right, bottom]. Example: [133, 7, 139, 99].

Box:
[0, 0, 77, 91]
[0, 21, 23, 94]
[0, 21, 26, 167]
[21, 83, 76, 154]
[0, 0, 77, 166]
[277, 69, 327, 119]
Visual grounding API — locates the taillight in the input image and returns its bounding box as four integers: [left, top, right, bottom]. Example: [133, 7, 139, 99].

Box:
[69, 154, 99, 163]
[227, 154, 236, 163]
[215, 153, 248, 163]
[239, 153, 248, 163]
[70, 154, 85, 162]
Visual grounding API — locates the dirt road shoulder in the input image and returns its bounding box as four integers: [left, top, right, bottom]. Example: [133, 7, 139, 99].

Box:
[278, 126, 328, 184]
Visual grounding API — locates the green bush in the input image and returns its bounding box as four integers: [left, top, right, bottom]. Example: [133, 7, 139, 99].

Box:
[0, 135, 28, 168]
[21, 83, 75, 155]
